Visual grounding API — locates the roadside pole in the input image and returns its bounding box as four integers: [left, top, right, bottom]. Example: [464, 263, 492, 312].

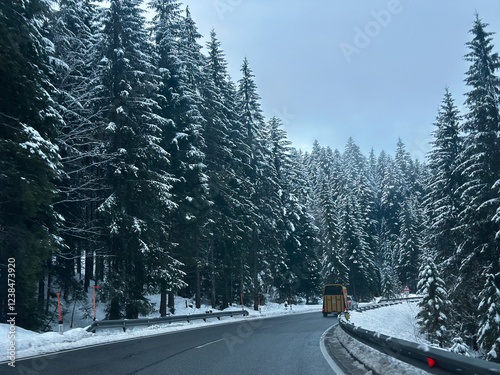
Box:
[57, 292, 63, 335]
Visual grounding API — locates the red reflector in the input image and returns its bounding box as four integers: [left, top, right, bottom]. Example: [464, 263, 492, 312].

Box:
[322, 308, 325, 312]
[427, 358, 435, 368]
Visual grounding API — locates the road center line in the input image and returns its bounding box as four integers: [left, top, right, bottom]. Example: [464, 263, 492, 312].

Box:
[195, 338, 226, 349]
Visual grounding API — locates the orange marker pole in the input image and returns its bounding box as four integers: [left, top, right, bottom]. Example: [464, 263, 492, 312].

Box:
[240, 293, 244, 310]
[57, 292, 63, 335]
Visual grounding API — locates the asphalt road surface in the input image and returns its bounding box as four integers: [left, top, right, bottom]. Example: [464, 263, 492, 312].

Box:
[2, 312, 342, 375]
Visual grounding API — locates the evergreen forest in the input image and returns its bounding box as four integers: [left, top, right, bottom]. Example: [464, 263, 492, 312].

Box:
[0, 0, 499, 361]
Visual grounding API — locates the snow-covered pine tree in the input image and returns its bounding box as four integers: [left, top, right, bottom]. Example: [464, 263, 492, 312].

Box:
[202, 30, 254, 308]
[95, 0, 178, 319]
[395, 138, 414, 194]
[449, 337, 471, 356]
[151, 1, 211, 309]
[236, 57, 275, 310]
[316, 156, 348, 285]
[341, 138, 379, 298]
[0, 0, 63, 329]
[267, 117, 320, 302]
[378, 153, 402, 269]
[455, 14, 500, 346]
[477, 273, 500, 362]
[416, 253, 451, 347]
[338, 192, 373, 298]
[423, 88, 464, 334]
[391, 140, 425, 291]
[287, 150, 322, 303]
[396, 195, 422, 292]
[425, 88, 462, 264]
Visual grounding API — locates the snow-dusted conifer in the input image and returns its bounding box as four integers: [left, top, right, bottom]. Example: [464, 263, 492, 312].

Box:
[425, 88, 462, 263]
[236, 57, 273, 310]
[151, 2, 211, 309]
[397, 195, 422, 292]
[417, 254, 451, 347]
[449, 337, 471, 356]
[477, 273, 500, 362]
[267, 117, 320, 301]
[0, 0, 63, 329]
[96, 0, 178, 319]
[202, 30, 254, 308]
[455, 14, 500, 344]
[340, 138, 379, 297]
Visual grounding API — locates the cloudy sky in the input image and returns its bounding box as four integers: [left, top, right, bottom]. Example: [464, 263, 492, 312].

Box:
[176, 0, 500, 159]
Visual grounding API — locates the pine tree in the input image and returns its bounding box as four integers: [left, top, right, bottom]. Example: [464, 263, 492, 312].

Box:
[151, 1, 211, 309]
[267, 117, 320, 302]
[455, 14, 500, 344]
[375, 152, 401, 296]
[450, 337, 471, 356]
[0, 0, 63, 329]
[95, 0, 178, 319]
[236, 57, 272, 310]
[477, 273, 500, 362]
[202, 30, 253, 308]
[317, 160, 348, 285]
[417, 254, 452, 347]
[425, 88, 462, 263]
[458, 14, 500, 274]
[341, 138, 379, 298]
[396, 195, 421, 292]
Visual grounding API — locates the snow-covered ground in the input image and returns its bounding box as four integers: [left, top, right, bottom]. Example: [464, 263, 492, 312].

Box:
[348, 300, 430, 345]
[0, 296, 321, 362]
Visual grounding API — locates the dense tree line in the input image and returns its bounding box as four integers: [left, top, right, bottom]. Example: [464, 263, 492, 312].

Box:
[0, 0, 322, 327]
[0, 1, 499, 362]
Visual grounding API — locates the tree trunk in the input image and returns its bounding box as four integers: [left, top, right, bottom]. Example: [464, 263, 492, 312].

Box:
[195, 234, 201, 309]
[168, 291, 175, 312]
[195, 266, 201, 309]
[38, 278, 45, 306]
[210, 243, 216, 308]
[160, 292, 167, 317]
[252, 229, 259, 311]
[45, 260, 52, 313]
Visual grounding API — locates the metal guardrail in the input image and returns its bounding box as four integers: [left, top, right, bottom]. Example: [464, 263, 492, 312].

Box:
[353, 297, 422, 312]
[340, 306, 500, 375]
[378, 296, 423, 303]
[86, 309, 249, 333]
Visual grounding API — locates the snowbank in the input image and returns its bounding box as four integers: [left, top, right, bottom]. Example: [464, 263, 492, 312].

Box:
[348, 300, 430, 345]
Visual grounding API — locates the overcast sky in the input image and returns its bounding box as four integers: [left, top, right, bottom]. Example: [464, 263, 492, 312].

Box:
[176, 0, 500, 159]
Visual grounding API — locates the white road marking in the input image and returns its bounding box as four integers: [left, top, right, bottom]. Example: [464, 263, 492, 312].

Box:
[320, 324, 347, 375]
[195, 338, 226, 349]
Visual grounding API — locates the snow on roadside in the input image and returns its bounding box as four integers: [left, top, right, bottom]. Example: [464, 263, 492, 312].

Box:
[0, 300, 321, 362]
[347, 300, 431, 345]
[332, 324, 430, 375]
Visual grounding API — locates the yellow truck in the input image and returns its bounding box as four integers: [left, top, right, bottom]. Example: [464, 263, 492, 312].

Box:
[322, 284, 347, 317]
